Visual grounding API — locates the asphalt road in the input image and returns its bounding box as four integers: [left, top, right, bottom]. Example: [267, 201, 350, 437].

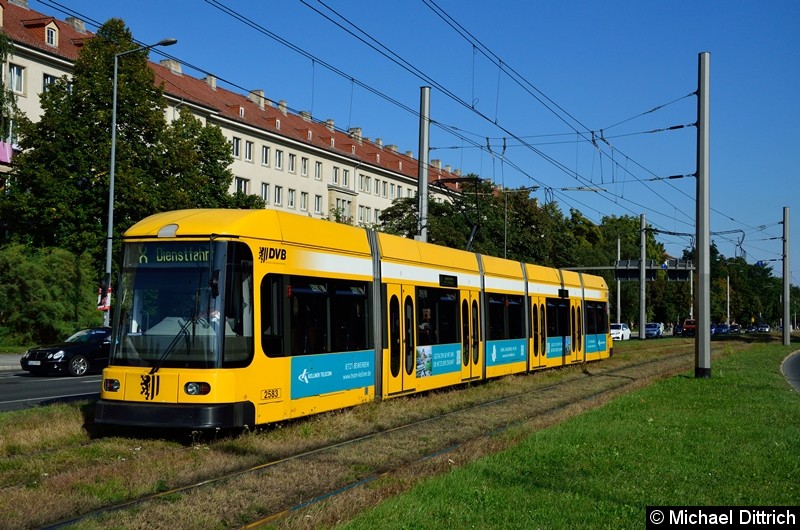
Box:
[0, 354, 101, 413]
[782, 351, 800, 393]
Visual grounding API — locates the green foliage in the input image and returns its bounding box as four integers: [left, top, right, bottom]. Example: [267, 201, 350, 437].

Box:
[0, 19, 246, 341]
[0, 244, 101, 344]
[0, 19, 246, 281]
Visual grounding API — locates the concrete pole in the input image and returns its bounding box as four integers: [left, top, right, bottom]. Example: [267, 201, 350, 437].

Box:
[726, 275, 730, 325]
[617, 237, 621, 324]
[417, 86, 431, 242]
[695, 52, 712, 378]
[639, 214, 646, 339]
[690, 265, 694, 319]
[783, 206, 791, 345]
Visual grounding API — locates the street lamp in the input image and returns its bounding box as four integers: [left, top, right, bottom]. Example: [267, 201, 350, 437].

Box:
[103, 38, 177, 326]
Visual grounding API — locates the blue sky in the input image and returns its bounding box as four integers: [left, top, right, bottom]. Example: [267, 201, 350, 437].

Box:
[35, 1, 800, 281]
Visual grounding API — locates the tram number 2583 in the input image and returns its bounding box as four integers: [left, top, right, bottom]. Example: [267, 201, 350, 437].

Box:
[262, 388, 282, 400]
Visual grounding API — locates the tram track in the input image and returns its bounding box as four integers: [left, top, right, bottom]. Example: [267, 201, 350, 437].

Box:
[34, 343, 726, 530]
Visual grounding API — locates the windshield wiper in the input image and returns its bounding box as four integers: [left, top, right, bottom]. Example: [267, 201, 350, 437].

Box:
[149, 317, 192, 375]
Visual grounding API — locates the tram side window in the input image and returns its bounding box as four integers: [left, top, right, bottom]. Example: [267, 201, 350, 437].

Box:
[289, 275, 371, 356]
[261, 274, 370, 357]
[546, 297, 570, 337]
[331, 282, 370, 352]
[585, 301, 608, 335]
[222, 252, 255, 367]
[260, 274, 285, 357]
[416, 287, 459, 346]
[486, 293, 525, 341]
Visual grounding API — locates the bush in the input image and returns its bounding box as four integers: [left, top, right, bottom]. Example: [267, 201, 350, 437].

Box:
[0, 244, 102, 345]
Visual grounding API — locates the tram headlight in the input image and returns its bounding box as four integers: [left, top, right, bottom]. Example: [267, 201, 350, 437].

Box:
[103, 379, 120, 392]
[184, 382, 211, 396]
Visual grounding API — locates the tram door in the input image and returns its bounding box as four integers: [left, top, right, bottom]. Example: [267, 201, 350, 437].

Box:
[546, 297, 570, 367]
[460, 291, 481, 381]
[570, 299, 584, 364]
[530, 296, 546, 370]
[386, 284, 416, 395]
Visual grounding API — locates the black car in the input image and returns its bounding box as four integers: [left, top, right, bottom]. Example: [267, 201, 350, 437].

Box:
[20, 327, 111, 376]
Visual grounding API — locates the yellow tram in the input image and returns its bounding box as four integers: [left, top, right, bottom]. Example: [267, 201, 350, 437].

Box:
[95, 209, 610, 429]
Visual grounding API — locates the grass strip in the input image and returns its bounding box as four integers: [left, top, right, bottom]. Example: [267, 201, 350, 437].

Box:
[339, 343, 800, 529]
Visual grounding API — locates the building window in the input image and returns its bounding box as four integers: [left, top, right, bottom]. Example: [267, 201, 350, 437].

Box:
[46, 27, 57, 47]
[358, 206, 365, 224]
[288, 153, 296, 173]
[42, 74, 57, 92]
[235, 177, 249, 193]
[274, 186, 283, 206]
[343, 169, 350, 188]
[314, 195, 322, 214]
[275, 149, 284, 170]
[261, 183, 270, 204]
[245, 141, 253, 162]
[374, 209, 381, 224]
[390, 183, 395, 199]
[382, 181, 388, 198]
[261, 145, 270, 166]
[287, 189, 296, 208]
[301, 157, 309, 176]
[332, 166, 339, 185]
[315, 161, 323, 180]
[300, 192, 309, 211]
[231, 137, 241, 158]
[9, 64, 24, 94]
[374, 179, 380, 196]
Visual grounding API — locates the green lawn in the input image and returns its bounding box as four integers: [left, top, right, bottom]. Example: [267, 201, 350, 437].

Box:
[341, 343, 800, 529]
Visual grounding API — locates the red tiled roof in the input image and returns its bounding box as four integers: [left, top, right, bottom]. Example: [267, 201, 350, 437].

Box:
[1, 0, 458, 186]
[2, 0, 87, 60]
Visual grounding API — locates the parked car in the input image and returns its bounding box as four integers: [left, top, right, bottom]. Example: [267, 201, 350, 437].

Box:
[757, 323, 771, 332]
[729, 324, 741, 334]
[744, 324, 757, 333]
[673, 323, 683, 336]
[20, 327, 111, 376]
[714, 323, 730, 335]
[610, 323, 631, 341]
[682, 319, 697, 337]
[645, 322, 662, 338]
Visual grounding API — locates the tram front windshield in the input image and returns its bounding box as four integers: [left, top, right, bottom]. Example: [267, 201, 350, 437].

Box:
[110, 241, 254, 369]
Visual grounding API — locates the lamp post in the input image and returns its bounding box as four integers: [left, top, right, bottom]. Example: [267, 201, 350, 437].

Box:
[103, 38, 177, 326]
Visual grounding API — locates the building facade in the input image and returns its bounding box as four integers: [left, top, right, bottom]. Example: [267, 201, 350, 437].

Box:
[0, 0, 461, 224]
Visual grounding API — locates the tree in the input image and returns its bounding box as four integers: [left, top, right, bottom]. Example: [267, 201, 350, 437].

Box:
[0, 244, 100, 344]
[0, 19, 254, 280]
[158, 108, 263, 210]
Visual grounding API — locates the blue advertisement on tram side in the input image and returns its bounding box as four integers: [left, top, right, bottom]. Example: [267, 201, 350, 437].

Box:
[485, 338, 527, 367]
[585, 333, 607, 353]
[416, 343, 461, 377]
[290, 350, 374, 399]
[546, 336, 572, 358]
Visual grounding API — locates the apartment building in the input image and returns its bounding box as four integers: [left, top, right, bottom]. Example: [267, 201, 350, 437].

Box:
[0, 0, 461, 224]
